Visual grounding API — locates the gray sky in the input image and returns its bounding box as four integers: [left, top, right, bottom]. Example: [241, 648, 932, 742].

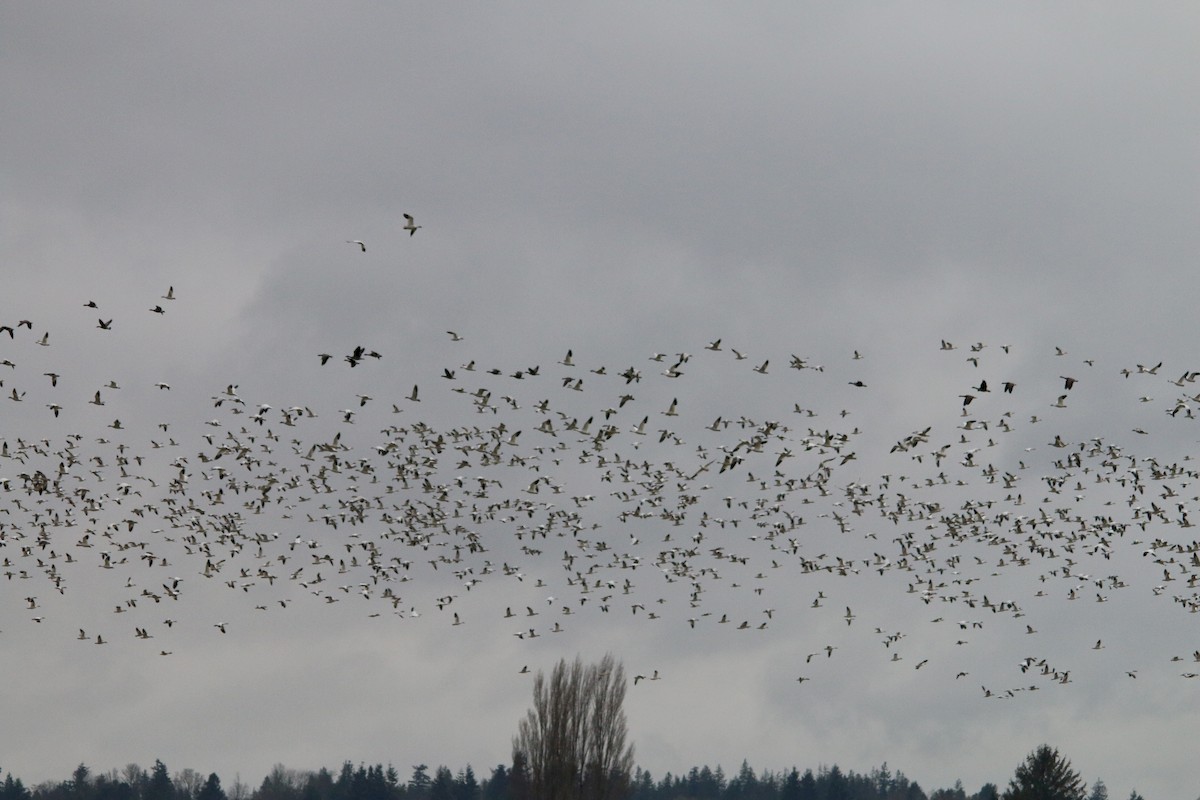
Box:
[3, 4, 1199, 798]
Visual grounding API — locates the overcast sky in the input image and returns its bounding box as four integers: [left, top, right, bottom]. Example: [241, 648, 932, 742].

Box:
[3, 4, 1200, 799]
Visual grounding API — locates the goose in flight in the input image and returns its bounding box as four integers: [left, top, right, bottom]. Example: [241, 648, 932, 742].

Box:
[403, 213, 422, 236]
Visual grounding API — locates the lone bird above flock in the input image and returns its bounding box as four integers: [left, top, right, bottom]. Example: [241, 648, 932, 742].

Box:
[403, 214, 422, 236]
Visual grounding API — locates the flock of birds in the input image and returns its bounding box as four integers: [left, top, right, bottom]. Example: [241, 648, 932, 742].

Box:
[3, 217, 1200, 702]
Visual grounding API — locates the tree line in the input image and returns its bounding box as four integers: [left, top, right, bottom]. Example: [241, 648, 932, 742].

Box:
[0, 758, 987, 800]
[0, 750, 1152, 800]
[0, 655, 1165, 800]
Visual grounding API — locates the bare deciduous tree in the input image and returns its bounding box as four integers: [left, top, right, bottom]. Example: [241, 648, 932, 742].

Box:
[512, 654, 634, 800]
[175, 768, 205, 800]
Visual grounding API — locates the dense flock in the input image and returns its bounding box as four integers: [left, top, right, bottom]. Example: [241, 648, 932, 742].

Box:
[3, 278, 1200, 702]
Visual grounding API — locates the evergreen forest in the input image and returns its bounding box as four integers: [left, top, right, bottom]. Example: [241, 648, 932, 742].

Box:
[0, 750, 1154, 800]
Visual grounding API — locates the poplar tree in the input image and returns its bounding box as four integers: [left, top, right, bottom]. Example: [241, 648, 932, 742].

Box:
[512, 654, 634, 800]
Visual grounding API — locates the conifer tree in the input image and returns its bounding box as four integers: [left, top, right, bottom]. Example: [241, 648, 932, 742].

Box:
[146, 762, 176, 800]
[197, 774, 226, 800]
[1002, 746, 1086, 800]
[455, 767, 479, 800]
[429, 768, 454, 800]
[409, 767, 432, 800]
[974, 784, 1000, 800]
